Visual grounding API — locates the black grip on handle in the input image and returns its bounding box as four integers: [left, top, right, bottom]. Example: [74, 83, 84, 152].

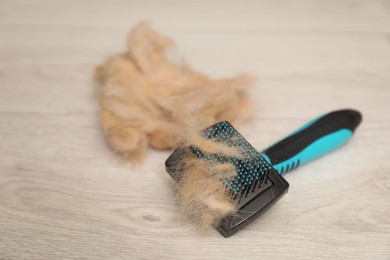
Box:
[263, 109, 362, 165]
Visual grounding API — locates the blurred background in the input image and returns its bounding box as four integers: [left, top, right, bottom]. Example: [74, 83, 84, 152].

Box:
[0, 1, 389, 259]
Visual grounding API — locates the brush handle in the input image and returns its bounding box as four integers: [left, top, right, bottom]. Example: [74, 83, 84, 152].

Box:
[261, 109, 362, 174]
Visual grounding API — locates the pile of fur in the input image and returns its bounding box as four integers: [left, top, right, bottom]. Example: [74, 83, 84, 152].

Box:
[95, 22, 253, 164]
[95, 22, 254, 229]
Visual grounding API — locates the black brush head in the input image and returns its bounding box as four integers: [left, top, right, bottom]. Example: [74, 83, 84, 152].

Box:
[165, 121, 289, 237]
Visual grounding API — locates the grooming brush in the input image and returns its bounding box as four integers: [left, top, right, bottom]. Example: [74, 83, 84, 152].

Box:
[166, 109, 362, 237]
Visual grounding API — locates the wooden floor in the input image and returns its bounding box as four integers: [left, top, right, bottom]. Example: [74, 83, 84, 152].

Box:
[1, 0, 389, 259]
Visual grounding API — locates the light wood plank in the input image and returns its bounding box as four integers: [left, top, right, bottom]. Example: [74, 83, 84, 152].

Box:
[1, 0, 390, 33]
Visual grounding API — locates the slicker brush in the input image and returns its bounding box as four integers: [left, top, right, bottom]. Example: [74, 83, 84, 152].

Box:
[166, 109, 362, 237]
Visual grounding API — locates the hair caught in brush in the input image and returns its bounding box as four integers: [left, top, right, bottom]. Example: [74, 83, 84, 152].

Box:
[173, 128, 244, 229]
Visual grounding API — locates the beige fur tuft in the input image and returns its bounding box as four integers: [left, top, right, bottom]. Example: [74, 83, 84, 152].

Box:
[172, 127, 246, 229]
[177, 157, 238, 229]
[95, 22, 253, 163]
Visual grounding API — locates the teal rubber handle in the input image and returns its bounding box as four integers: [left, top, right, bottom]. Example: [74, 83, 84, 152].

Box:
[261, 109, 362, 174]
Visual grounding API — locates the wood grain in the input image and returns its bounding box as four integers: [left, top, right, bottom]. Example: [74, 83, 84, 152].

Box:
[0, 0, 389, 259]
